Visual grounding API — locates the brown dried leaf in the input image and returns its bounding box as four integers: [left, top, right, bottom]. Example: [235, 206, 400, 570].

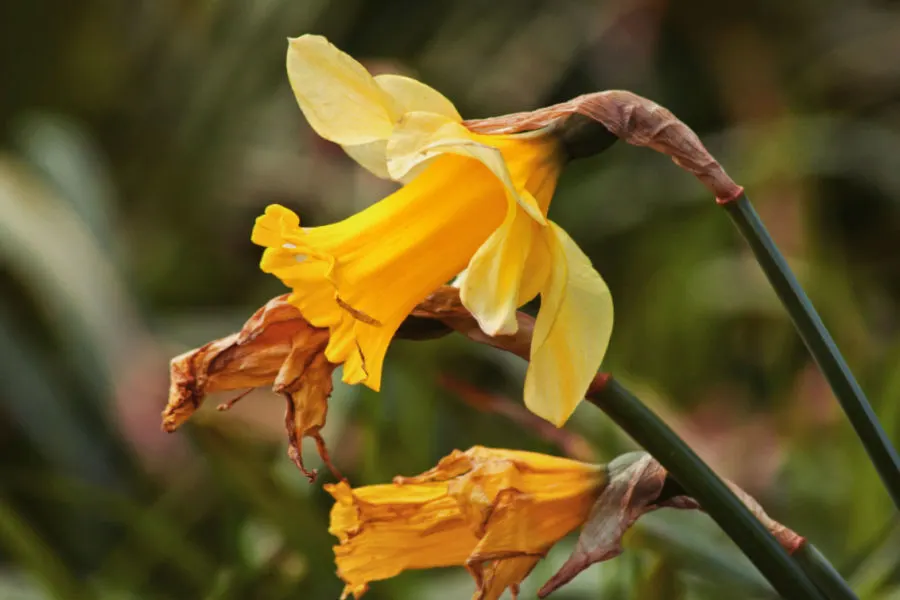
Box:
[538, 452, 805, 597]
[464, 91, 743, 203]
[162, 295, 338, 481]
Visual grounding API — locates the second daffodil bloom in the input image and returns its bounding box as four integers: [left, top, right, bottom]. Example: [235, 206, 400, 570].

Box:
[252, 35, 613, 425]
[325, 446, 605, 599]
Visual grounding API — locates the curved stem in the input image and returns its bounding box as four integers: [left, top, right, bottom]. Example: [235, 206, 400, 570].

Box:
[721, 194, 900, 510]
[587, 378, 826, 600]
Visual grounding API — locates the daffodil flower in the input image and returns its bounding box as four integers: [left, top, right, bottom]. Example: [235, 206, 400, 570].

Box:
[325, 448, 804, 599]
[252, 35, 613, 426]
[325, 446, 605, 599]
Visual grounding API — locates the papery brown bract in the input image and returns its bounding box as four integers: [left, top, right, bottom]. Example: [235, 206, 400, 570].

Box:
[464, 90, 743, 203]
[538, 452, 806, 597]
[163, 295, 338, 480]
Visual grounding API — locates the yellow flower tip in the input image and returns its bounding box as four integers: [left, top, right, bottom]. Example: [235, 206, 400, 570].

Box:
[326, 447, 605, 598]
[251, 204, 300, 248]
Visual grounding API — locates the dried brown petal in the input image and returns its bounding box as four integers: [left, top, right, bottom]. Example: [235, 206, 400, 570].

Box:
[163, 286, 501, 482]
[464, 91, 743, 204]
[537, 452, 806, 597]
[162, 295, 338, 481]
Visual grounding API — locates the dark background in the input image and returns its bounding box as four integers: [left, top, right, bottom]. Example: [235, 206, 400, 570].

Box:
[1, 1, 899, 598]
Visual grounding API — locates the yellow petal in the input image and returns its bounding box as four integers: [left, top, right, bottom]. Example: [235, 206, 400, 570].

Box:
[472, 556, 540, 600]
[386, 114, 547, 223]
[384, 111, 465, 179]
[251, 156, 510, 392]
[516, 226, 552, 306]
[326, 479, 478, 597]
[524, 223, 613, 426]
[375, 73, 461, 121]
[286, 35, 400, 145]
[342, 140, 391, 179]
[459, 197, 540, 335]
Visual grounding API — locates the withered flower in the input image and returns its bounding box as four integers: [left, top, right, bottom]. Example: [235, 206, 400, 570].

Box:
[326, 446, 604, 599]
[163, 294, 337, 480]
[325, 448, 804, 599]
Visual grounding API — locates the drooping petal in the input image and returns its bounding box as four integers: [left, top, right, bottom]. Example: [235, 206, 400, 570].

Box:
[515, 226, 553, 306]
[525, 223, 613, 426]
[459, 195, 540, 335]
[375, 74, 462, 121]
[286, 35, 400, 145]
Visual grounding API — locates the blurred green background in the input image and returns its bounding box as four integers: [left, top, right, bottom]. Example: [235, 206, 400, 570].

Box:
[2, 1, 900, 598]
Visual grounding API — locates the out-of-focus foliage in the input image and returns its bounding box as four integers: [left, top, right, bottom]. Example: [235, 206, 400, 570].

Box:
[1, 1, 899, 598]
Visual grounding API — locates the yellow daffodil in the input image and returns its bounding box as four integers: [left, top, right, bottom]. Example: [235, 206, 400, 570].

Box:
[325, 446, 605, 599]
[252, 34, 613, 425]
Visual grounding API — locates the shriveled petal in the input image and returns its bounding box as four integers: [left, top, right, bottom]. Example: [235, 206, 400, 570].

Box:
[375, 74, 461, 121]
[386, 113, 546, 223]
[161, 293, 340, 480]
[525, 223, 613, 426]
[326, 480, 478, 598]
[287, 35, 400, 145]
[472, 556, 540, 600]
[326, 447, 603, 598]
[459, 198, 540, 335]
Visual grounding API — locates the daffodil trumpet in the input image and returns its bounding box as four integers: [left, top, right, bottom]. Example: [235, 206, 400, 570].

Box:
[253, 34, 615, 426]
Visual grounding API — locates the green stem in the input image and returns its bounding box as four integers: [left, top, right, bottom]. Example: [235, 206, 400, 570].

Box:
[794, 544, 859, 600]
[721, 194, 900, 510]
[588, 378, 826, 600]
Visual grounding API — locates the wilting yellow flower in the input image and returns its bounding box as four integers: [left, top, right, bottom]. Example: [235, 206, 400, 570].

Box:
[325, 446, 604, 599]
[252, 35, 613, 425]
[325, 448, 806, 599]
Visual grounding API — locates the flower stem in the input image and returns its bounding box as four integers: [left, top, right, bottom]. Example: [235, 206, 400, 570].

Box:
[587, 378, 826, 600]
[721, 194, 900, 510]
[793, 544, 859, 600]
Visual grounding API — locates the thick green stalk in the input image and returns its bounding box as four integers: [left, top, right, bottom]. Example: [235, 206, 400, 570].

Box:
[721, 194, 900, 510]
[588, 378, 826, 600]
[794, 544, 859, 600]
